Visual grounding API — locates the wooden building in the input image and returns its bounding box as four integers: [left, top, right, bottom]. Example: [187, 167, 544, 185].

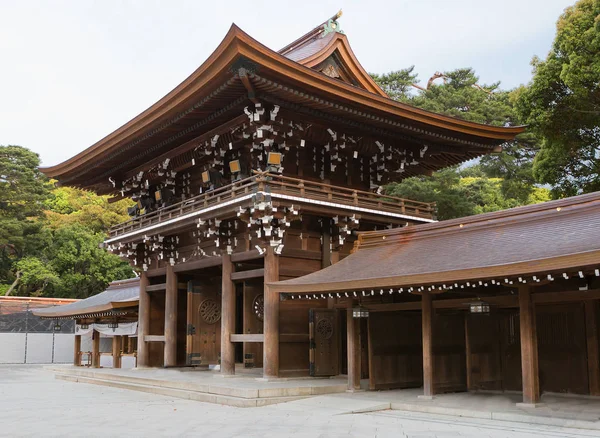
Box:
[271, 192, 600, 404]
[40, 13, 522, 379]
[34, 279, 139, 368]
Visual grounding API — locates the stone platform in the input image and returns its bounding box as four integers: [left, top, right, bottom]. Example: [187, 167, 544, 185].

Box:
[46, 365, 347, 408]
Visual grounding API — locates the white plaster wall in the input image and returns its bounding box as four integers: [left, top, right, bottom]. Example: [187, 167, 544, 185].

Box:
[0, 333, 26, 364]
[25, 333, 53, 364]
[52, 334, 74, 363]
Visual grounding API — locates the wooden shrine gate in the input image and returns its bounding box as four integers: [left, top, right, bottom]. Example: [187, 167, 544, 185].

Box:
[309, 308, 339, 376]
[186, 280, 221, 366]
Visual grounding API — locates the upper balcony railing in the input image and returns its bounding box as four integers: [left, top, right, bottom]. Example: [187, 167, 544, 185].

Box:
[107, 172, 436, 239]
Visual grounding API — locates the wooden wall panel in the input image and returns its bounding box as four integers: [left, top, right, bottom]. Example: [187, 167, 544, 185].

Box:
[466, 314, 503, 390]
[188, 281, 222, 365]
[433, 313, 467, 393]
[537, 303, 589, 394]
[368, 312, 423, 390]
[499, 310, 522, 391]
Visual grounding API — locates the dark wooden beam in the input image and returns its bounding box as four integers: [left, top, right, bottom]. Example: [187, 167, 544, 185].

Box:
[263, 246, 280, 378]
[231, 249, 264, 263]
[146, 283, 166, 292]
[137, 272, 150, 367]
[532, 288, 600, 304]
[172, 256, 223, 273]
[347, 307, 361, 391]
[164, 264, 178, 367]
[422, 290, 434, 397]
[231, 268, 264, 281]
[221, 254, 236, 375]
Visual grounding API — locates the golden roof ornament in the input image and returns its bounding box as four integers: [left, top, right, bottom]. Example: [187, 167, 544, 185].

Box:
[323, 9, 344, 36]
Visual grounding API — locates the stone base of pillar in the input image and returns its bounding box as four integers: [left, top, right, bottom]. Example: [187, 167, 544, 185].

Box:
[516, 402, 547, 409]
[417, 395, 435, 400]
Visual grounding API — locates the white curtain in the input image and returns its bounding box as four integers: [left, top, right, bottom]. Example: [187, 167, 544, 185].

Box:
[75, 322, 137, 336]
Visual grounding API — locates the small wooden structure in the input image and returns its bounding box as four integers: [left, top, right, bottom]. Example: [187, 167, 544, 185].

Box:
[33, 279, 139, 369]
[271, 192, 600, 404]
[39, 14, 523, 379]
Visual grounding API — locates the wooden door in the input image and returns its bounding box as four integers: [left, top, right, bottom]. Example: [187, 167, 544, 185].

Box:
[243, 280, 264, 368]
[466, 314, 503, 390]
[537, 303, 588, 394]
[433, 312, 467, 393]
[186, 280, 221, 366]
[309, 308, 339, 376]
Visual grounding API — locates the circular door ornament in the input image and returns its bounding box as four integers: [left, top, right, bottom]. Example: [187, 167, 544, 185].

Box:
[199, 299, 221, 324]
[253, 294, 265, 321]
[316, 318, 334, 339]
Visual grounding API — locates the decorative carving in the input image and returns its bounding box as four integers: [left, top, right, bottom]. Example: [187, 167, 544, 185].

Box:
[316, 318, 334, 339]
[199, 299, 221, 324]
[321, 64, 340, 79]
[253, 294, 265, 321]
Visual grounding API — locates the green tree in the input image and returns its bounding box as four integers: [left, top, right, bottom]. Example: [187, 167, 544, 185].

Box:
[518, 0, 600, 197]
[45, 185, 130, 233]
[386, 166, 550, 221]
[371, 66, 419, 102]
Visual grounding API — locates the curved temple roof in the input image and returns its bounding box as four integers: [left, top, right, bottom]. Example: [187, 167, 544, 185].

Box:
[268, 192, 600, 294]
[33, 278, 139, 319]
[41, 14, 524, 190]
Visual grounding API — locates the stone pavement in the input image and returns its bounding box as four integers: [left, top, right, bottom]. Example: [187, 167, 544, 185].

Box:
[1, 365, 599, 438]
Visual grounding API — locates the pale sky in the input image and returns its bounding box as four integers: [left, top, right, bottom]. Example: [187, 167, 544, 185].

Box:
[0, 0, 574, 167]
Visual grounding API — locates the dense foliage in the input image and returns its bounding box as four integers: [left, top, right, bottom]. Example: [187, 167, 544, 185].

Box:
[517, 0, 600, 197]
[0, 145, 134, 298]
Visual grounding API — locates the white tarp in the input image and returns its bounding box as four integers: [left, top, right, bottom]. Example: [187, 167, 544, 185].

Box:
[75, 322, 137, 336]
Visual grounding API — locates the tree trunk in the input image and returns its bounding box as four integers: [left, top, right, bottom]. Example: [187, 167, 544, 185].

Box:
[5, 271, 21, 296]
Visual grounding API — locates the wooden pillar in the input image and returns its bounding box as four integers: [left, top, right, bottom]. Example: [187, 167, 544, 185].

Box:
[137, 271, 150, 367]
[92, 329, 100, 368]
[220, 254, 235, 375]
[585, 300, 600, 396]
[164, 264, 178, 367]
[263, 246, 280, 378]
[464, 315, 472, 390]
[422, 290, 434, 397]
[112, 335, 122, 368]
[518, 285, 540, 404]
[73, 334, 81, 366]
[346, 308, 361, 391]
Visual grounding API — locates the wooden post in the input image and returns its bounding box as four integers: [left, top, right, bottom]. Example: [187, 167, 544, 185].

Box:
[465, 315, 471, 390]
[518, 285, 540, 404]
[73, 334, 81, 366]
[422, 290, 434, 397]
[585, 300, 600, 396]
[346, 308, 361, 391]
[164, 263, 178, 367]
[137, 271, 150, 367]
[263, 246, 280, 378]
[220, 254, 235, 375]
[92, 329, 100, 368]
[112, 335, 122, 368]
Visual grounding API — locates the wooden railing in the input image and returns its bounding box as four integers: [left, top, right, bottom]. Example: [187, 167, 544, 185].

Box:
[108, 172, 436, 238]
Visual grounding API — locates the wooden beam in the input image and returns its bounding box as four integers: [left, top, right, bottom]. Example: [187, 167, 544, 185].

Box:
[146, 268, 166, 278]
[164, 264, 178, 367]
[585, 300, 600, 396]
[347, 307, 361, 391]
[532, 289, 600, 304]
[465, 315, 472, 390]
[144, 335, 165, 342]
[519, 285, 540, 404]
[230, 334, 264, 342]
[73, 335, 81, 366]
[221, 254, 236, 375]
[263, 246, 280, 378]
[137, 272, 150, 367]
[422, 290, 434, 397]
[146, 283, 166, 292]
[112, 335, 122, 369]
[231, 268, 264, 281]
[231, 249, 264, 263]
[173, 256, 222, 273]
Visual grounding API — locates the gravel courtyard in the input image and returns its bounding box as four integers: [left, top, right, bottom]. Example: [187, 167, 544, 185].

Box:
[0, 365, 598, 438]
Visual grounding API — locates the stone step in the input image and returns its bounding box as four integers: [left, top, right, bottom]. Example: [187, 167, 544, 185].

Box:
[55, 373, 309, 408]
[48, 366, 346, 399]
